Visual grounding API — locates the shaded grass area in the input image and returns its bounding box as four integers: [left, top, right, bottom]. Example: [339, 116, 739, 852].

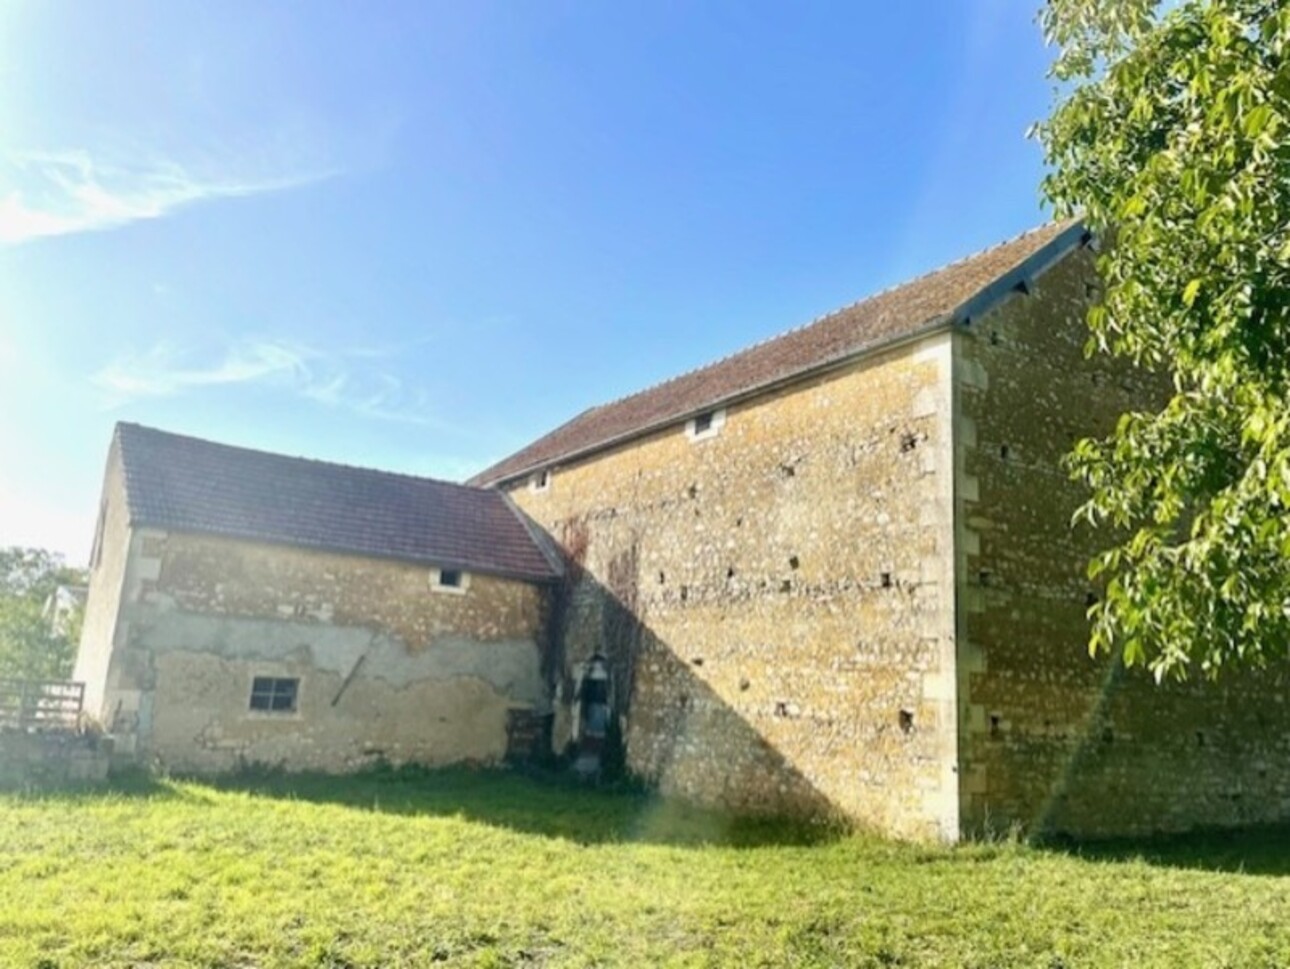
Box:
[1, 767, 1289, 967]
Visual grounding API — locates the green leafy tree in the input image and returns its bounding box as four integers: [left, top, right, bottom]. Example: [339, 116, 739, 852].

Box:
[0, 547, 85, 601]
[0, 597, 75, 680]
[1037, 1, 1290, 679]
[0, 547, 85, 681]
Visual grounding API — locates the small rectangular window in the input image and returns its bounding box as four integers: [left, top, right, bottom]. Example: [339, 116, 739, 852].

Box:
[249, 677, 299, 713]
[530, 469, 551, 492]
[431, 567, 469, 594]
[687, 407, 726, 441]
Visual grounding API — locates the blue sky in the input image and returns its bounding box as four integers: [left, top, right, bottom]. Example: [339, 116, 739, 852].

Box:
[0, 1, 1056, 563]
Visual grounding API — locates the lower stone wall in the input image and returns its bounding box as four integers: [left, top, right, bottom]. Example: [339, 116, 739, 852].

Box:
[109, 609, 548, 774]
[0, 730, 112, 787]
[967, 659, 1290, 837]
[97, 531, 552, 775]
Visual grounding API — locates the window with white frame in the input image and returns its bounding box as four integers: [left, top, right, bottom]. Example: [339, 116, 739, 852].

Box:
[686, 407, 726, 442]
[431, 567, 469, 594]
[530, 468, 551, 492]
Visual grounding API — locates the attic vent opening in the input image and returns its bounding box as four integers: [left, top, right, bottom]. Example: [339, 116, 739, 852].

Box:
[687, 408, 726, 442]
[432, 568, 469, 594]
[530, 469, 551, 492]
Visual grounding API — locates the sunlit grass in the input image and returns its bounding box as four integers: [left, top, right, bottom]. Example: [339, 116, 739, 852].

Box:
[0, 767, 1287, 967]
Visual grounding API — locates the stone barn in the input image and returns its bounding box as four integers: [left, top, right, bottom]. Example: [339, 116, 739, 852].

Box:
[75, 219, 1290, 841]
[472, 220, 1290, 841]
[74, 422, 561, 773]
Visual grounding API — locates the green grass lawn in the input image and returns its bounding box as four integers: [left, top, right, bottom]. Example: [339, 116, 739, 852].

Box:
[1, 768, 1288, 968]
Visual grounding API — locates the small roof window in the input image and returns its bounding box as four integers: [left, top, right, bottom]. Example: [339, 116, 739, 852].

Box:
[431, 567, 469, 594]
[686, 408, 726, 442]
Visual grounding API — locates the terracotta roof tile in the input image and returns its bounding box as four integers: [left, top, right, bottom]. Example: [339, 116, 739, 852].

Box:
[471, 220, 1085, 486]
[114, 423, 559, 582]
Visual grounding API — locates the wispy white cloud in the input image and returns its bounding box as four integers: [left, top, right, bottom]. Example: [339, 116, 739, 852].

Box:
[0, 148, 334, 244]
[93, 339, 305, 397]
[93, 338, 450, 428]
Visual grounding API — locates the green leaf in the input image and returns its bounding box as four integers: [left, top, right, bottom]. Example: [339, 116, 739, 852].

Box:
[1182, 279, 1202, 307]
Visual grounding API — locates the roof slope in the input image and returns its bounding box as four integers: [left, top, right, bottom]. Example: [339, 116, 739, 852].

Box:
[471, 220, 1086, 486]
[114, 423, 559, 582]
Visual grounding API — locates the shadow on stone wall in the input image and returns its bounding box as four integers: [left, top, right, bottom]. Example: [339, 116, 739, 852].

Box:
[968, 642, 1290, 842]
[546, 525, 844, 827]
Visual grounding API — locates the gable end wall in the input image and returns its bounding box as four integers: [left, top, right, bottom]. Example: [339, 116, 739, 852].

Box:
[73, 442, 132, 722]
[955, 245, 1290, 837]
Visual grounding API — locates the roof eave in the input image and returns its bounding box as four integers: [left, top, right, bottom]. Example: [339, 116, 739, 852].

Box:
[124, 516, 562, 585]
[476, 220, 1091, 490]
[474, 314, 953, 488]
[948, 220, 1091, 326]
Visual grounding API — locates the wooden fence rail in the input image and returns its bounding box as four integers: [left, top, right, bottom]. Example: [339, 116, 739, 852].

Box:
[0, 680, 84, 730]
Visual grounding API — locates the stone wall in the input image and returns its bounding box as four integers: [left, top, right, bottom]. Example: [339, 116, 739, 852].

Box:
[957, 244, 1290, 837]
[0, 730, 112, 787]
[508, 334, 959, 840]
[99, 530, 551, 774]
